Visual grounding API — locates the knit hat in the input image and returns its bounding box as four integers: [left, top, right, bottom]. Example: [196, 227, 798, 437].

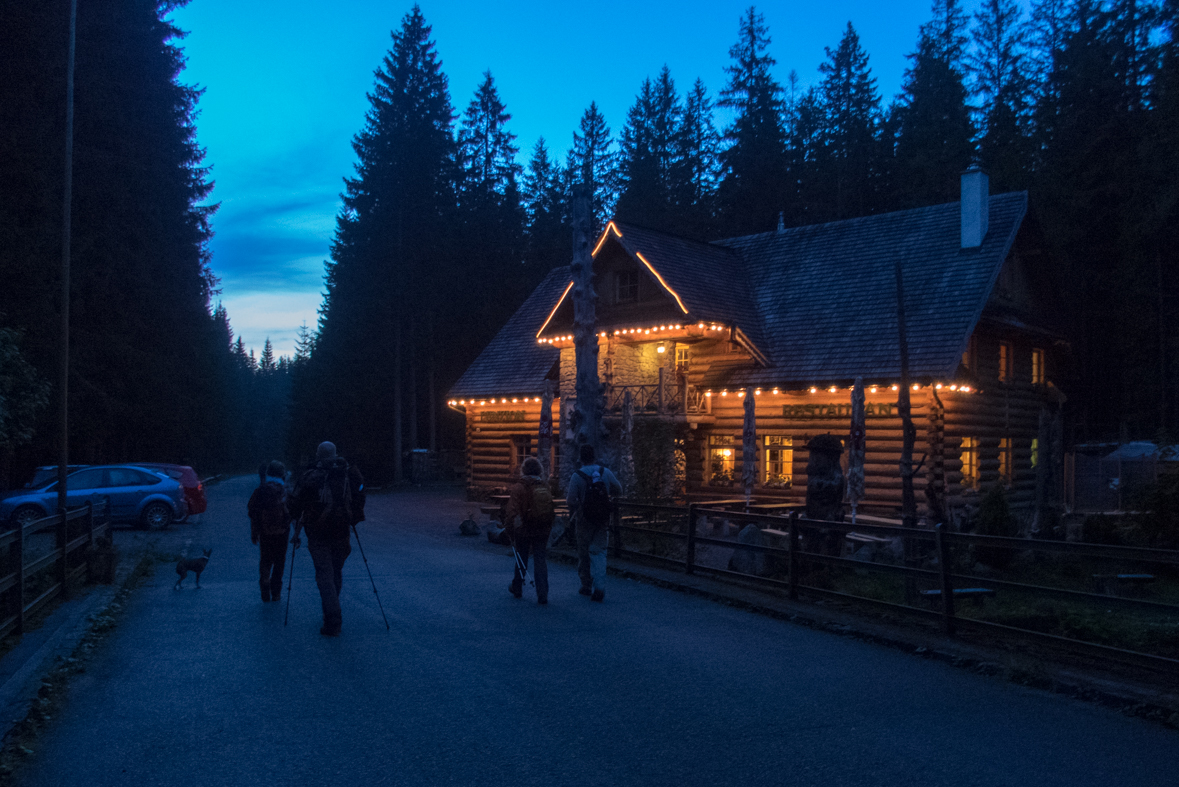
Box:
[316, 441, 337, 460]
[266, 460, 285, 478]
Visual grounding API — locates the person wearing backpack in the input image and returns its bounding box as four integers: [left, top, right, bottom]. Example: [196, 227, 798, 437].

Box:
[503, 457, 554, 604]
[566, 444, 621, 602]
[247, 460, 291, 603]
[289, 441, 366, 636]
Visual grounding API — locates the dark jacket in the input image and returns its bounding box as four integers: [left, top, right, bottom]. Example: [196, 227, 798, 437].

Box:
[566, 464, 622, 527]
[290, 457, 365, 540]
[248, 478, 290, 539]
[504, 474, 554, 538]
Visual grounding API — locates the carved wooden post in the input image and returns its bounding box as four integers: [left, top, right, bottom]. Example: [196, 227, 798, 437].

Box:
[571, 183, 602, 455]
[539, 378, 554, 480]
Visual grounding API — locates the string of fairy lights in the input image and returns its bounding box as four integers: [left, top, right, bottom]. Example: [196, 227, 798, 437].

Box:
[453, 319, 977, 409]
[447, 382, 974, 408]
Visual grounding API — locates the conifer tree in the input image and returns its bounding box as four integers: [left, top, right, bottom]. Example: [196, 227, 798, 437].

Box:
[893, 3, 976, 208]
[970, 0, 1033, 190]
[522, 138, 567, 271]
[817, 22, 885, 220]
[670, 78, 720, 238]
[571, 102, 617, 233]
[616, 67, 682, 231]
[307, 4, 458, 479]
[716, 6, 789, 236]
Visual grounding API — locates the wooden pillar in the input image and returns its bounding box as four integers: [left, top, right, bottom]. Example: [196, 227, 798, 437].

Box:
[571, 184, 602, 454]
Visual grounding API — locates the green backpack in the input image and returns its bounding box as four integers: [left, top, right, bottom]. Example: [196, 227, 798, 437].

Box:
[521, 480, 555, 533]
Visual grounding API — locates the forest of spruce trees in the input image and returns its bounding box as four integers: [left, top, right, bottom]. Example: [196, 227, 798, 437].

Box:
[1, 0, 1177, 487]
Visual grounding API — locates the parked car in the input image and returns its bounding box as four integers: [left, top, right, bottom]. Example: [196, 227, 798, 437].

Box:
[0, 465, 185, 530]
[26, 465, 89, 489]
[132, 463, 207, 519]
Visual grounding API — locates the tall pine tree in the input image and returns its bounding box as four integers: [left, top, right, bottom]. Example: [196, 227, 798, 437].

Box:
[716, 6, 789, 236]
[615, 67, 682, 232]
[893, 1, 976, 208]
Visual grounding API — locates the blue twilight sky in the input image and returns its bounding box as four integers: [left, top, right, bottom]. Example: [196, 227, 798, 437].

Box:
[170, 0, 1004, 358]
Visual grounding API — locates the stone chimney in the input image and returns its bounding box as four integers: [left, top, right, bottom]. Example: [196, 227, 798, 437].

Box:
[960, 164, 989, 249]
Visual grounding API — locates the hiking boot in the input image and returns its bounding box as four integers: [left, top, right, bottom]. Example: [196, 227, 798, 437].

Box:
[591, 588, 605, 602]
[261, 589, 271, 602]
[320, 623, 341, 636]
[508, 582, 523, 599]
[270, 591, 280, 603]
[579, 586, 592, 596]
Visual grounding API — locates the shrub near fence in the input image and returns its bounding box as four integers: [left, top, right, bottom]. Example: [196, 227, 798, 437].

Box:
[0, 503, 109, 639]
[608, 502, 1179, 673]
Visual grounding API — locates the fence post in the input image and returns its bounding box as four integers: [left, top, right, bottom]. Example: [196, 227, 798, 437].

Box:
[935, 522, 955, 636]
[788, 511, 800, 600]
[86, 500, 94, 583]
[58, 508, 69, 601]
[685, 503, 697, 575]
[14, 521, 25, 636]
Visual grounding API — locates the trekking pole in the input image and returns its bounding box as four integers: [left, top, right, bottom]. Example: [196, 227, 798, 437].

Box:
[284, 537, 297, 626]
[351, 523, 390, 631]
[510, 537, 532, 587]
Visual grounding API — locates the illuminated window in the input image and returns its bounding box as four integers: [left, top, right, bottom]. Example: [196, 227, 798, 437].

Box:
[999, 438, 1012, 484]
[764, 436, 793, 488]
[999, 342, 1012, 382]
[1031, 438, 1039, 469]
[961, 437, 980, 490]
[616, 270, 639, 303]
[1031, 348, 1045, 384]
[675, 345, 689, 371]
[708, 435, 735, 485]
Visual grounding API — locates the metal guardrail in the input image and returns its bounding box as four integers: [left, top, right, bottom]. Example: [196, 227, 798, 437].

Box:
[0, 501, 109, 640]
[607, 502, 1179, 673]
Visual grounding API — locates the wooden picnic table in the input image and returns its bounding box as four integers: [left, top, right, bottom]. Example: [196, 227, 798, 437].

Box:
[746, 502, 798, 512]
[694, 498, 749, 509]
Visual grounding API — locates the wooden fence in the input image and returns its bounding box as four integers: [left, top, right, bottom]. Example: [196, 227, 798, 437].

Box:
[608, 502, 1179, 673]
[0, 502, 109, 640]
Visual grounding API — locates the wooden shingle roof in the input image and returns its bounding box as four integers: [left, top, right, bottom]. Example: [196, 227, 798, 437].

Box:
[714, 192, 1027, 387]
[449, 192, 1029, 398]
[447, 266, 565, 400]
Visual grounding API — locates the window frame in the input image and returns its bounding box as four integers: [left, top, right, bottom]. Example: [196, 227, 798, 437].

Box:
[707, 434, 736, 486]
[615, 270, 639, 304]
[999, 341, 1013, 382]
[961, 437, 980, 490]
[1031, 348, 1045, 384]
[763, 435, 793, 489]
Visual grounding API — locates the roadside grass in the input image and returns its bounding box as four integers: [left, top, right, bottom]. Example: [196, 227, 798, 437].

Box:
[0, 546, 176, 784]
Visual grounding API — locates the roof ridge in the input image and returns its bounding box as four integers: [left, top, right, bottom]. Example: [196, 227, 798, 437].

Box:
[716, 191, 1029, 246]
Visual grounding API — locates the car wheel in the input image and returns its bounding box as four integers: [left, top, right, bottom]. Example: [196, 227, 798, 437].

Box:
[140, 502, 172, 531]
[12, 505, 46, 530]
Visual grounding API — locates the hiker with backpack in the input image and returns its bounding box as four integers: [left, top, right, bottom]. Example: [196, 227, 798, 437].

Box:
[289, 441, 366, 636]
[247, 460, 291, 603]
[502, 456, 554, 604]
[566, 444, 621, 602]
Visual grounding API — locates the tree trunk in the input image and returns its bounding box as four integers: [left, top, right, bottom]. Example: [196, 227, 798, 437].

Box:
[571, 183, 602, 455]
[393, 320, 403, 484]
[408, 321, 418, 452]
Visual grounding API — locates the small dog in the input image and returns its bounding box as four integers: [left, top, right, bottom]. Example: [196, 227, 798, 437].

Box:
[174, 549, 212, 589]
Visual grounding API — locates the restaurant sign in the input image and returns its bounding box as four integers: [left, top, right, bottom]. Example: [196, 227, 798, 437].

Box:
[783, 403, 894, 419]
[482, 410, 527, 423]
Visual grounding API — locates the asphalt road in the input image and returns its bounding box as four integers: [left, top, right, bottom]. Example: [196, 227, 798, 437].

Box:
[14, 475, 1177, 786]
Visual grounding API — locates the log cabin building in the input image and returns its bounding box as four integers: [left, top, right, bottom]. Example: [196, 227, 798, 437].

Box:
[448, 169, 1066, 518]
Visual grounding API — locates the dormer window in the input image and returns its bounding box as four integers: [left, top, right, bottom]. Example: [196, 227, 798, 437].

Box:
[616, 270, 639, 304]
